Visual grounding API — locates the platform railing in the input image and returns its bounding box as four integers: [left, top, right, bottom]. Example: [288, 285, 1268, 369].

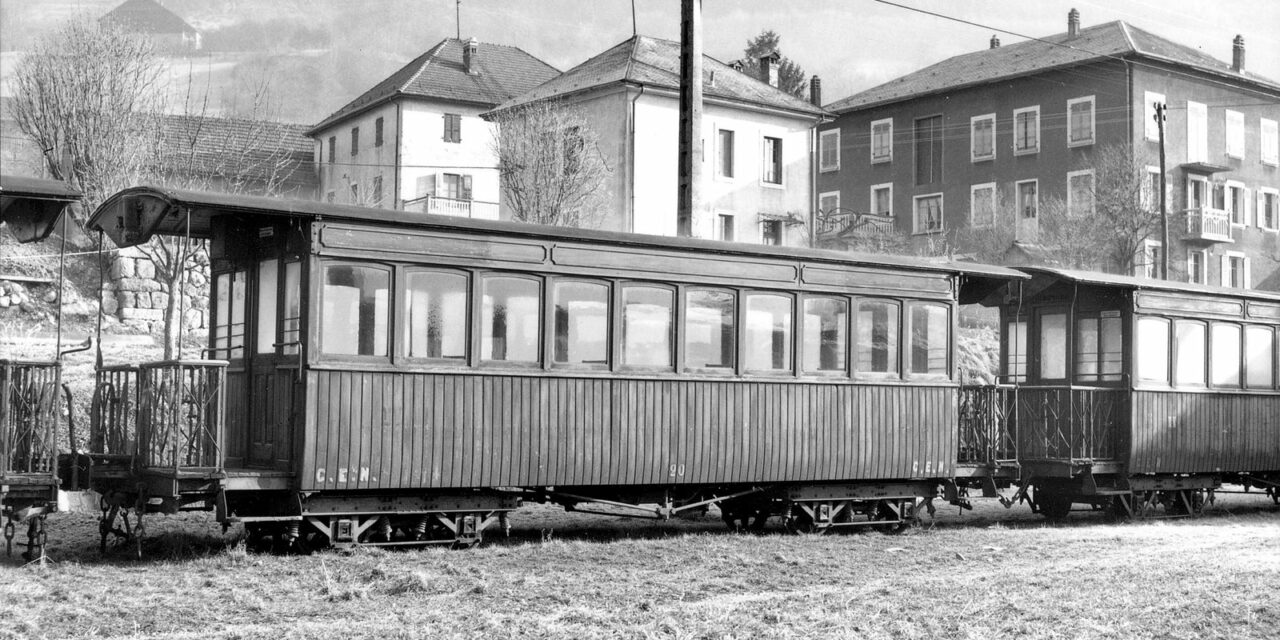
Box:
[1010, 386, 1125, 461]
[135, 360, 227, 472]
[90, 364, 139, 458]
[957, 385, 1017, 465]
[0, 360, 59, 476]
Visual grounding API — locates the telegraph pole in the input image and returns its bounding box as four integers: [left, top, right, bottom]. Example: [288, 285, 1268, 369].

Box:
[676, 0, 702, 237]
[1155, 101, 1168, 280]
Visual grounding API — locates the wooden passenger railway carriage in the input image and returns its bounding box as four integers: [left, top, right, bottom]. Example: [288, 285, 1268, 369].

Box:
[0, 174, 83, 560]
[988, 267, 1280, 518]
[84, 185, 1023, 547]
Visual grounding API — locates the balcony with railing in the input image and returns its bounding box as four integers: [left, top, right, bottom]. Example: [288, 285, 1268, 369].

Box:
[402, 196, 500, 220]
[815, 208, 897, 250]
[1184, 206, 1233, 243]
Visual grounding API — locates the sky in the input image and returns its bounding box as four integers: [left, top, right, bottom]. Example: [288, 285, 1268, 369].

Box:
[1, 0, 1278, 123]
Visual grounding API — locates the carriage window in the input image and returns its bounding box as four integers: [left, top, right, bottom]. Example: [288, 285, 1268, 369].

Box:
[803, 297, 847, 373]
[1244, 326, 1273, 389]
[481, 276, 540, 363]
[321, 264, 390, 356]
[622, 286, 673, 368]
[404, 271, 468, 360]
[256, 259, 278, 354]
[1136, 317, 1170, 384]
[1173, 321, 1206, 387]
[213, 271, 247, 359]
[1210, 323, 1242, 387]
[282, 261, 301, 355]
[1005, 319, 1027, 382]
[554, 281, 609, 366]
[1075, 313, 1122, 383]
[685, 289, 735, 370]
[856, 299, 899, 375]
[1039, 313, 1067, 380]
[909, 303, 949, 376]
[745, 294, 793, 372]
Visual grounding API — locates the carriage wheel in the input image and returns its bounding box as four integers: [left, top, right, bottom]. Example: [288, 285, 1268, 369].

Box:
[1035, 490, 1073, 521]
[721, 502, 771, 532]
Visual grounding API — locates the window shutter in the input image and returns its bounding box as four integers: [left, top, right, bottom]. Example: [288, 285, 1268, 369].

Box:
[1258, 191, 1266, 228]
[461, 174, 473, 201]
[1220, 256, 1230, 287]
[1186, 254, 1194, 282]
[1242, 188, 1252, 226]
[1244, 258, 1252, 289]
[435, 172, 444, 197]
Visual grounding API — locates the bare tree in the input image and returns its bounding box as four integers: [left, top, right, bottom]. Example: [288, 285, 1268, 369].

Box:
[1041, 144, 1161, 273]
[10, 16, 165, 233]
[490, 100, 610, 227]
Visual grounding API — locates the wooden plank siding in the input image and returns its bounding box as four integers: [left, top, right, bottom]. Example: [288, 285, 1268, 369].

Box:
[301, 371, 957, 492]
[1130, 391, 1280, 474]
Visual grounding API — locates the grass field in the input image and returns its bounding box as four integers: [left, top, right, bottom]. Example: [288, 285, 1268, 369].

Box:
[2, 492, 1277, 640]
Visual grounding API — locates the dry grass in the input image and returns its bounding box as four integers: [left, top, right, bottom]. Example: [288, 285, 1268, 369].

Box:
[2, 493, 1277, 640]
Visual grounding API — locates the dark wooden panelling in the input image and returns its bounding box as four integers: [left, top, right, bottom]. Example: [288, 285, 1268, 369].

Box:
[319, 225, 548, 264]
[223, 371, 248, 464]
[301, 372, 958, 491]
[1131, 391, 1280, 474]
[553, 245, 799, 285]
[802, 265, 952, 295]
[1134, 292, 1244, 318]
[1247, 301, 1280, 321]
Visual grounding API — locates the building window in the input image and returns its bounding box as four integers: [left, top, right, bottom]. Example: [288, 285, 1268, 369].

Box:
[1227, 182, 1246, 225]
[325, 191, 335, 204]
[1225, 110, 1244, 158]
[970, 183, 996, 228]
[1258, 189, 1279, 230]
[443, 113, 462, 143]
[762, 136, 782, 185]
[1144, 92, 1166, 141]
[1222, 252, 1248, 288]
[328, 136, 336, 163]
[870, 118, 892, 164]
[350, 127, 359, 155]
[439, 173, 473, 201]
[1188, 249, 1207, 284]
[1067, 96, 1095, 146]
[717, 129, 735, 178]
[1186, 175, 1208, 210]
[1067, 170, 1094, 217]
[1260, 118, 1278, 166]
[819, 129, 840, 172]
[970, 113, 995, 162]
[372, 176, 383, 207]
[914, 115, 942, 185]
[1141, 239, 1163, 279]
[913, 193, 943, 234]
[1144, 166, 1162, 210]
[1016, 180, 1038, 219]
[374, 117, 384, 147]
[818, 192, 839, 218]
[350, 183, 359, 203]
[716, 213, 735, 241]
[1186, 101, 1207, 163]
[1013, 106, 1039, 155]
[761, 219, 783, 245]
[871, 183, 892, 217]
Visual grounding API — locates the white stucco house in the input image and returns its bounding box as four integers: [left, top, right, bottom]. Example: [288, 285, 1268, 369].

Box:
[488, 35, 829, 246]
[307, 37, 559, 219]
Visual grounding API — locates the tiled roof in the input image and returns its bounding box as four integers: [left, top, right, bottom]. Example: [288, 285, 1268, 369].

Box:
[491, 35, 828, 119]
[827, 21, 1280, 113]
[100, 0, 196, 35]
[158, 115, 313, 182]
[310, 38, 560, 134]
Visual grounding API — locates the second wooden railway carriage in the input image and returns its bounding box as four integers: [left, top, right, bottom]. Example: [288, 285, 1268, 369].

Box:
[984, 267, 1280, 518]
[82, 186, 1023, 546]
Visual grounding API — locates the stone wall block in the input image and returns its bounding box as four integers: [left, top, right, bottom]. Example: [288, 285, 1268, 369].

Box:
[135, 259, 155, 279]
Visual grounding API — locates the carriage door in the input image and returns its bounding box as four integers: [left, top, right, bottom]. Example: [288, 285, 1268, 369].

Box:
[247, 232, 303, 470]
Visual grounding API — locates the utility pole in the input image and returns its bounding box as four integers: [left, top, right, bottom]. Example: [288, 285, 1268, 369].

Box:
[1155, 101, 1168, 280]
[676, 0, 702, 237]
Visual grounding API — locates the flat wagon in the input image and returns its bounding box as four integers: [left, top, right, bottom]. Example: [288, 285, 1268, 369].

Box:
[0, 174, 83, 560]
[84, 185, 1023, 547]
[984, 267, 1280, 517]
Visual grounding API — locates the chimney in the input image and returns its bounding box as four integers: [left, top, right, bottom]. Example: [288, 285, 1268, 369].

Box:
[1067, 8, 1080, 38]
[759, 51, 780, 88]
[990, 34, 1000, 49]
[809, 75, 822, 106]
[1233, 35, 1245, 72]
[463, 37, 479, 75]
